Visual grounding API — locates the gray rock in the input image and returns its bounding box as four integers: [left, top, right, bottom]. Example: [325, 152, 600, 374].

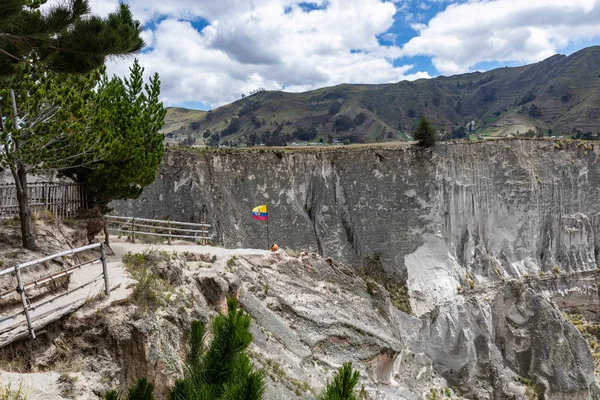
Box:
[110, 140, 600, 398]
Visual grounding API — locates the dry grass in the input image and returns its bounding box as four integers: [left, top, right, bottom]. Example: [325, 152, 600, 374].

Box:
[359, 253, 413, 315]
[0, 380, 28, 400]
[31, 209, 56, 223]
[122, 251, 174, 314]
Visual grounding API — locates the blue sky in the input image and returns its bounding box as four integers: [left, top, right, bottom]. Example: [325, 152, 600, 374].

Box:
[90, 0, 600, 109]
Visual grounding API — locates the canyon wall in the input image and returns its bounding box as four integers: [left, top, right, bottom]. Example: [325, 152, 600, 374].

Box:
[114, 139, 600, 315]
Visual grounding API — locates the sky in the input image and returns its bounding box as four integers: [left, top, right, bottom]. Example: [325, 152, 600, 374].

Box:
[79, 0, 600, 110]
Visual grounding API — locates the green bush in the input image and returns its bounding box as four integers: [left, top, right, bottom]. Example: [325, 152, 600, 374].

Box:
[318, 362, 361, 400]
[169, 298, 265, 400]
[123, 252, 173, 313]
[104, 378, 155, 400]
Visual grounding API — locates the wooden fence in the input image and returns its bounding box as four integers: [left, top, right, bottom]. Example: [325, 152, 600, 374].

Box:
[0, 182, 86, 219]
[106, 215, 211, 245]
[0, 243, 109, 344]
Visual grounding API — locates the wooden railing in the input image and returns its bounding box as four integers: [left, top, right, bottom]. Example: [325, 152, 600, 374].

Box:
[0, 182, 86, 219]
[106, 215, 211, 245]
[0, 243, 109, 343]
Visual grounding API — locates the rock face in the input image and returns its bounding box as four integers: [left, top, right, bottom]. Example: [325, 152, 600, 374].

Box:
[236, 252, 600, 399]
[108, 139, 600, 398]
[1, 247, 598, 399]
[113, 140, 600, 313]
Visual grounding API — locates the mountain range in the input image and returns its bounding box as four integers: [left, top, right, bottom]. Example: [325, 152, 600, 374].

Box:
[163, 45, 600, 145]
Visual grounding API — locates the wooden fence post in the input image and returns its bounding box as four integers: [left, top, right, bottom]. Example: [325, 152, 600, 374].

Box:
[167, 220, 172, 245]
[15, 265, 35, 339]
[131, 218, 136, 244]
[101, 243, 110, 296]
[202, 211, 208, 245]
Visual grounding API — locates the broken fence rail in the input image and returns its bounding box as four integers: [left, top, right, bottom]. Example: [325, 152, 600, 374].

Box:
[0, 242, 109, 342]
[105, 215, 211, 245]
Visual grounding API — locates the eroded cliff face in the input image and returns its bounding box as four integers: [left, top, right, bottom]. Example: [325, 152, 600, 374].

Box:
[114, 140, 600, 314]
[3, 247, 597, 400]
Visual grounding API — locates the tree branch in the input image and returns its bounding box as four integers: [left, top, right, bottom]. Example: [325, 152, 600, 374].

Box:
[0, 47, 21, 61]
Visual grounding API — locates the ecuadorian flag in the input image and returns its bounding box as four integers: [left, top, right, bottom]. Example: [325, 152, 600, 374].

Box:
[252, 205, 268, 221]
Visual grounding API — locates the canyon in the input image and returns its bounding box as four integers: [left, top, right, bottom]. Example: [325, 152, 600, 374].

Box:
[109, 138, 600, 398]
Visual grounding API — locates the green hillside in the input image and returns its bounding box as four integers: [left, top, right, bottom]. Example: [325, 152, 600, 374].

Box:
[163, 107, 206, 135]
[165, 46, 600, 146]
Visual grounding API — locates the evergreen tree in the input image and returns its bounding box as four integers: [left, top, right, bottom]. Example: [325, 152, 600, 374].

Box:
[104, 391, 120, 400]
[0, 64, 103, 250]
[103, 378, 155, 400]
[318, 363, 361, 400]
[128, 379, 155, 400]
[0, 0, 143, 76]
[413, 115, 437, 147]
[0, 60, 165, 249]
[170, 298, 265, 400]
[62, 60, 166, 209]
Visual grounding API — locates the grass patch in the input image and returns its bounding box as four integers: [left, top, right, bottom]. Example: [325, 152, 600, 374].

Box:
[122, 251, 174, 313]
[518, 376, 544, 400]
[563, 308, 600, 372]
[0, 380, 28, 400]
[0, 216, 20, 227]
[359, 253, 413, 315]
[31, 209, 56, 223]
[285, 248, 300, 257]
[227, 256, 237, 267]
[249, 352, 315, 397]
[137, 234, 166, 244]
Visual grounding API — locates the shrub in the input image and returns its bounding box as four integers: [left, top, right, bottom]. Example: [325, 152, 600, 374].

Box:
[328, 102, 341, 115]
[333, 116, 354, 132]
[0, 381, 27, 400]
[318, 362, 361, 400]
[169, 298, 265, 400]
[467, 278, 475, 289]
[123, 252, 173, 313]
[104, 378, 155, 400]
[128, 379, 155, 400]
[353, 113, 367, 126]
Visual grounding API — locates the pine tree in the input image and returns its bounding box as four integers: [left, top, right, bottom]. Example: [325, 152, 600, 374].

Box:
[0, 64, 103, 250]
[0, 60, 165, 249]
[128, 379, 155, 400]
[104, 391, 120, 400]
[413, 115, 437, 147]
[0, 0, 144, 250]
[318, 362, 361, 400]
[62, 60, 166, 209]
[103, 378, 155, 400]
[0, 0, 143, 76]
[170, 298, 265, 400]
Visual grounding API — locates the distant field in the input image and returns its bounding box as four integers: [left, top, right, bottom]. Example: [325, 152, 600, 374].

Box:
[162, 107, 206, 134]
[181, 141, 419, 155]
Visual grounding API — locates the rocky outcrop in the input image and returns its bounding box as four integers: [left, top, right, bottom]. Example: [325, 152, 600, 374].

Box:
[108, 139, 600, 398]
[0, 247, 598, 399]
[113, 139, 600, 313]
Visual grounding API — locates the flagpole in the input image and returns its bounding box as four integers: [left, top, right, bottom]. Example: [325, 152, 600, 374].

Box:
[266, 203, 270, 250]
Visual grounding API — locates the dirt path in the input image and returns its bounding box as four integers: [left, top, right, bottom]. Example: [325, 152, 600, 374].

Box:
[0, 237, 270, 348]
[0, 237, 274, 399]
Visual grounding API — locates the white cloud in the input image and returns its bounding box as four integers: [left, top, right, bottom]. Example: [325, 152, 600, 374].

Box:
[44, 0, 600, 106]
[57, 0, 431, 107]
[402, 0, 600, 74]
